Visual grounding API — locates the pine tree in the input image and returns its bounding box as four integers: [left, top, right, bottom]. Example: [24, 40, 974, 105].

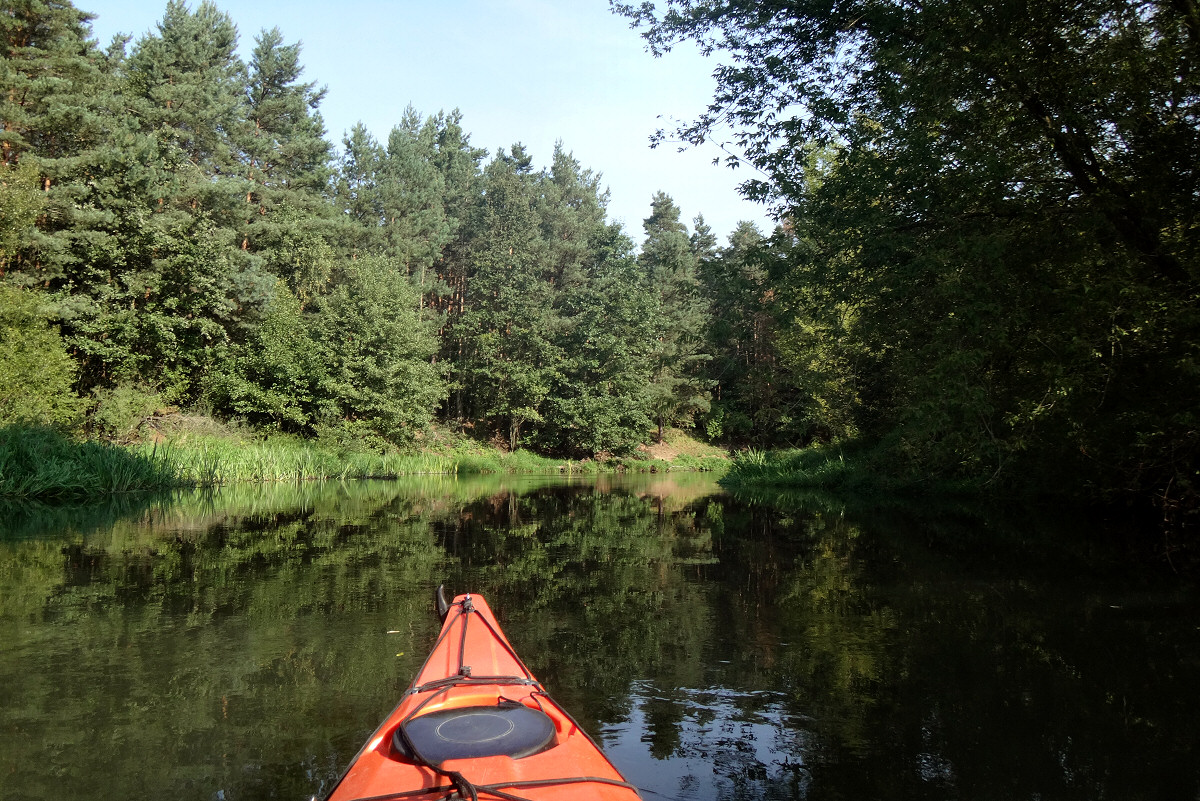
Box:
[123, 0, 245, 181]
[539, 143, 608, 290]
[333, 122, 385, 244]
[377, 107, 450, 306]
[698, 221, 789, 442]
[427, 110, 485, 418]
[689, 213, 718, 263]
[639, 192, 712, 442]
[0, 0, 102, 169]
[544, 229, 658, 456]
[454, 145, 560, 449]
[532, 145, 658, 454]
[1, 0, 112, 287]
[239, 26, 335, 269]
[57, 0, 273, 396]
[0, 0, 207, 393]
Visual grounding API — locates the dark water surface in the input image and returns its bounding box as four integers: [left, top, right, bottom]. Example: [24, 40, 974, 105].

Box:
[1, 475, 1197, 801]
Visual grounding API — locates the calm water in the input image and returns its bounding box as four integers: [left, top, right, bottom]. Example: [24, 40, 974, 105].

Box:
[1, 474, 1197, 801]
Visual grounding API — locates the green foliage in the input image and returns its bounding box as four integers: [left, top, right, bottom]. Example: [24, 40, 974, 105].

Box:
[240, 30, 341, 303]
[313, 416, 399, 456]
[0, 161, 42, 265]
[0, 285, 84, 428]
[333, 122, 387, 246]
[240, 25, 334, 260]
[639, 192, 713, 441]
[620, 0, 1200, 517]
[253, 205, 337, 303]
[3, 1, 719, 471]
[123, 0, 244, 175]
[0, 409, 724, 501]
[206, 280, 330, 429]
[314, 255, 446, 442]
[725, 446, 883, 494]
[18, 0, 1199, 523]
[62, 212, 272, 398]
[378, 108, 452, 286]
[0, 0, 103, 168]
[536, 149, 658, 456]
[697, 221, 804, 445]
[88, 381, 162, 442]
[2, 0, 277, 397]
[454, 145, 560, 450]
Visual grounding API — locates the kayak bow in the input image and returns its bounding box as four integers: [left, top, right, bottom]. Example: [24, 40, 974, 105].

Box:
[325, 591, 642, 801]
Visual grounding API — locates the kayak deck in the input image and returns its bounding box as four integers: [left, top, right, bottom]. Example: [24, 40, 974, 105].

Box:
[325, 592, 642, 801]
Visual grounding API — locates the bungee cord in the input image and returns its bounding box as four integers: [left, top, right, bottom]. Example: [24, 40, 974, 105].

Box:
[339, 593, 641, 801]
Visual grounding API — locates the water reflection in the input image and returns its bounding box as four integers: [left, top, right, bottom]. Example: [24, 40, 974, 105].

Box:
[1, 475, 1197, 801]
[602, 683, 812, 801]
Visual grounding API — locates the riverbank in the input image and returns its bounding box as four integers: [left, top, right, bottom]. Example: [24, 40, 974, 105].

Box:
[720, 443, 1200, 572]
[719, 445, 979, 497]
[0, 417, 729, 501]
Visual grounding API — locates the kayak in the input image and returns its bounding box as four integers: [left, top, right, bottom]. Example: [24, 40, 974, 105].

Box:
[324, 588, 642, 801]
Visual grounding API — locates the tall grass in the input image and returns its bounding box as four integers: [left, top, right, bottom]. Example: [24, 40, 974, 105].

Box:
[136, 435, 585, 485]
[0, 426, 177, 499]
[150, 436, 721, 485]
[723, 447, 860, 488]
[2, 421, 728, 501]
[722, 443, 981, 500]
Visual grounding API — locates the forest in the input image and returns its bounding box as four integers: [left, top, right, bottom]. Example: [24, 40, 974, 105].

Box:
[2, 1, 1197, 530]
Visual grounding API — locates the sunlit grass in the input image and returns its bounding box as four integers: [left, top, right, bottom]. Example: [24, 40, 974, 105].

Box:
[722, 445, 905, 494]
[138, 435, 683, 485]
[138, 435, 459, 486]
[2, 419, 729, 500]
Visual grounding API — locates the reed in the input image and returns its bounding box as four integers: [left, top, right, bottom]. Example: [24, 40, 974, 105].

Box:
[722, 446, 868, 488]
[721, 444, 980, 501]
[2, 421, 728, 500]
[132, 434, 470, 485]
[0, 426, 178, 499]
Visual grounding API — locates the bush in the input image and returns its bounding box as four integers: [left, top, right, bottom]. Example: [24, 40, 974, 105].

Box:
[0, 285, 85, 429]
[89, 383, 163, 442]
[313, 418, 396, 454]
[205, 280, 331, 430]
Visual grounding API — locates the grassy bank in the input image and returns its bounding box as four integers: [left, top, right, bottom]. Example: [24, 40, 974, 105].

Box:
[144, 432, 601, 484]
[720, 444, 980, 499]
[0, 426, 178, 499]
[1, 418, 728, 501]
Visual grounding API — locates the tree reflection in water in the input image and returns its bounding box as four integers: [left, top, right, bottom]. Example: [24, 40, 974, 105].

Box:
[602, 683, 813, 801]
[1, 475, 1197, 801]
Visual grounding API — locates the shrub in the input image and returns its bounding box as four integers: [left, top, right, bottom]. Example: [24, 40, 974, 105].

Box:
[89, 383, 163, 442]
[0, 285, 85, 429]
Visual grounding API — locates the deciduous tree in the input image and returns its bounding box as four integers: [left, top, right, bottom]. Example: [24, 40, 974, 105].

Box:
[618, 0, 1200, 506]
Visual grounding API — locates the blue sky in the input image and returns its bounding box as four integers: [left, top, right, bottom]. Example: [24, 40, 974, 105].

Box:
[81, 0, 774, 244]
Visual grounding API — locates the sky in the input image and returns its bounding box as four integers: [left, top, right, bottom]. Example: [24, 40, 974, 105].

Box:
[80, 0, 775, 245]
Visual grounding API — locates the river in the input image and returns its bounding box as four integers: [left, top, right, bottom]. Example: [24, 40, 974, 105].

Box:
[1, 474, 1197, 800]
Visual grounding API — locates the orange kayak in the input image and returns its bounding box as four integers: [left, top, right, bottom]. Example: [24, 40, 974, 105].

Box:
[324, 589, 642, 801]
